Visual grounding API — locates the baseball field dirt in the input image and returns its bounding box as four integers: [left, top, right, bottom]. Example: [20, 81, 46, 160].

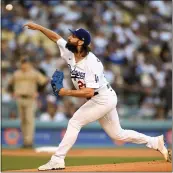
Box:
[2, 148, 172, 172]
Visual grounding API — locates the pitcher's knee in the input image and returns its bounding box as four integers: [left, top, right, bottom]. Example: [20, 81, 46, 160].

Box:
[112, 128, 125, 140]
[68, 118, 83, 131]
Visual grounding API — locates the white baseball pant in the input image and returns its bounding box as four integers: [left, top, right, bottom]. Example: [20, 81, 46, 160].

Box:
[52, 87, 158, 160]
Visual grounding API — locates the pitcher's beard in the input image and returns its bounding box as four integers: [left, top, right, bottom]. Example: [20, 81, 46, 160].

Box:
[65, 42, 78, 53]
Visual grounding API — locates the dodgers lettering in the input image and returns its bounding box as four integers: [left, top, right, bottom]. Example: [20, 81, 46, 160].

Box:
[68, 64, 85, 80]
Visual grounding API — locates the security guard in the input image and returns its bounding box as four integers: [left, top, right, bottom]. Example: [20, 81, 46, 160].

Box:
[9, 57, 48, 148]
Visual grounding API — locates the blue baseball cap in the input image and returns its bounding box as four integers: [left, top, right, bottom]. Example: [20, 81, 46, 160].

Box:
[69, 28, 91, 46]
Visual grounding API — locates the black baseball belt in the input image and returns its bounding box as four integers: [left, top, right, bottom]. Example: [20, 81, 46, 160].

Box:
[87, 84, 111, 100]
[19, 95, 33, 99]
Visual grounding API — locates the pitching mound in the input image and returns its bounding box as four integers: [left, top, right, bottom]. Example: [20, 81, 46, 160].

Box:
[7, 161, 172, 172]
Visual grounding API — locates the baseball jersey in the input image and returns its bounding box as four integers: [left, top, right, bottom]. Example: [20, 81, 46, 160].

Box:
[57, 38, 108, 91]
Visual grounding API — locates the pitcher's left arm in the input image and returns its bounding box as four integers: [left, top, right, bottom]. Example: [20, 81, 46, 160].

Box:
[51, 70, 94, 98]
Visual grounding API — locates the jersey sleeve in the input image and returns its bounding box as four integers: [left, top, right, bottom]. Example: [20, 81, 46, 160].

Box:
[56, 38, 73, 62]
[85, 60, 102, 89]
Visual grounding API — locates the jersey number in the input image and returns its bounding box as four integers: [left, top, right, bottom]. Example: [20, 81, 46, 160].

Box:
[78, 81, 86, 89]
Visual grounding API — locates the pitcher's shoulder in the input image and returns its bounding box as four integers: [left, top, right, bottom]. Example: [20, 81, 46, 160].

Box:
[86, 52, 101, 64]
[85, 53, 103, 72]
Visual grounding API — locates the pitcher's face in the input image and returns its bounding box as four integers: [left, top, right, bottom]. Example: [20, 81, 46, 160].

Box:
[67, 34, 80, 46]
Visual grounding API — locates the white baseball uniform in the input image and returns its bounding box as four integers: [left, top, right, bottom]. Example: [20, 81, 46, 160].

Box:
[51, 38, 158, 161]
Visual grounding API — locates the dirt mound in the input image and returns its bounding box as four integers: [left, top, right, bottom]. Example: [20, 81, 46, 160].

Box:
[3, 148, 172, 172]
[6, 161, 172, 172]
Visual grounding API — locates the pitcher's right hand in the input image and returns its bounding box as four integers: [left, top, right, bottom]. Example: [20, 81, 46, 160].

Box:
[23, 22, 40, 30]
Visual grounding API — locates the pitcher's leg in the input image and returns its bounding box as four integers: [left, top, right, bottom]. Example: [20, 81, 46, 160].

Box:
[52, 99, 116, 161]
[98, 108, 158, 149]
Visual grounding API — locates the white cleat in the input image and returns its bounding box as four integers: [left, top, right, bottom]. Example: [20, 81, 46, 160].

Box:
[157, 135, 172, 162]
[38, 160, 65, 171]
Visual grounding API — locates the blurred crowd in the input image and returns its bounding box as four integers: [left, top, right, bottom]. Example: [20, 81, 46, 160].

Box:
[2, 0, 172, 121]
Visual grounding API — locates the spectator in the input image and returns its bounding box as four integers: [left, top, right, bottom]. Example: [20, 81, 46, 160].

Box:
[39, 95, 67, 122]
[159, 70, 172, 119]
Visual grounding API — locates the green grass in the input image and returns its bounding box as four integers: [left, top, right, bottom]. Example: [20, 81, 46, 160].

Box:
[2, 156, 163, 171]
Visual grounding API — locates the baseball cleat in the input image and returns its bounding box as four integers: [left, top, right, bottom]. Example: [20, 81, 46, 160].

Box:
[157, 135, 172, 162]
[38, 160, 65, 171]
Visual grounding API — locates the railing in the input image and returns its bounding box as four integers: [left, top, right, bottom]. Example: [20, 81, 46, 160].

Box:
[2, 119, 172, 130]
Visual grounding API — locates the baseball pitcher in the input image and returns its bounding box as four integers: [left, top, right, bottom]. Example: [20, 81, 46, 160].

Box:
[23, 22, 171, 171]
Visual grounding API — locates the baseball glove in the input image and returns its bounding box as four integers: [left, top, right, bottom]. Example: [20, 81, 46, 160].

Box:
[51, 70, 64, 97]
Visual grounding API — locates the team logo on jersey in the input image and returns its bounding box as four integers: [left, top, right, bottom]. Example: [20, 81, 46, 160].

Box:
[95, 74, 99, 83]
[68, 64, 85, 80]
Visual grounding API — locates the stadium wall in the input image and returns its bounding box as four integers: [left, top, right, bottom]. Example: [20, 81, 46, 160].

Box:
[2, 120, 172, 148]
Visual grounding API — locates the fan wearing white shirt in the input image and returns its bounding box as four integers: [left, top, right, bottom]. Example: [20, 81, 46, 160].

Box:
[39, 95, 67, 122]
[23, 22, 171, 171]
